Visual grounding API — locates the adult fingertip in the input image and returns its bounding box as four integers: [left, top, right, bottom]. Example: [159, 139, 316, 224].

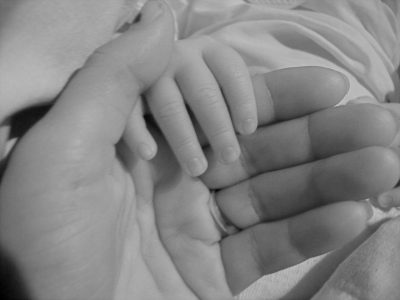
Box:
[289, 202, 369, 258]
[327, 69, 349, 100]
[260, 67, 350, 121]
[304, 67, 349, 107]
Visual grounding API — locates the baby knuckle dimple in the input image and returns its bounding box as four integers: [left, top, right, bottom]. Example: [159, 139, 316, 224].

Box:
[226, 68, 252, 96]
[227, 60, 248, 81]
[174, 136, 199, 154]
[156, 101, 186, 122]
[209, 125, 233, 140]
[192, 85, 221, 107]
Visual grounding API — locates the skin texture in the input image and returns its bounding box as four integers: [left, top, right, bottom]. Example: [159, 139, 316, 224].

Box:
[126, 35, 257, 176]
[1, 2, 400, 300]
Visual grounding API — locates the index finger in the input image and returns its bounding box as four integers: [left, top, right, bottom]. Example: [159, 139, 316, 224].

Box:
[254, 67, 349, 125]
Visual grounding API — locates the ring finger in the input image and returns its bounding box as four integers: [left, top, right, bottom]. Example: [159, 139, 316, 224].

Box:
[215, 146, 399, 228]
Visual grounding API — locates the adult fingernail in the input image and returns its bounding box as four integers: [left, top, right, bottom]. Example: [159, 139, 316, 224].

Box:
[220, 146, 239, 164]
[240, 118, 257, 135]
[140, 0, 165, 24]
[186, 157, 207, 177]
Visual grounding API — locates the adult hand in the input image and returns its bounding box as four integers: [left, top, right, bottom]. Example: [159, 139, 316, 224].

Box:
[1, 3, 400, 300]
[0, 0, 147, 155]
[199, 68, 400, 294]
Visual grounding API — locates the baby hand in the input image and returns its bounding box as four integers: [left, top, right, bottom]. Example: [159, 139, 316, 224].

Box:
[125, 36, 257, 176]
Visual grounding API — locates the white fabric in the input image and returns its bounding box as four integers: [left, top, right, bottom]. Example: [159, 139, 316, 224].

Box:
[167, 0, 400, 104]
[163, 1, 400, 299]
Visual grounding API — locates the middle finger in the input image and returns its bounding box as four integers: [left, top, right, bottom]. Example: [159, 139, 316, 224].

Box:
[202, 103, 398, 188]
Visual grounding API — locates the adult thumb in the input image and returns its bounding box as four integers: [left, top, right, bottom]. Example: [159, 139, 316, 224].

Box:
[40, 0, 175, 148]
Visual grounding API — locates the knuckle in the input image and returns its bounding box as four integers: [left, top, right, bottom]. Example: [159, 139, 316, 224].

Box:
[156, 101, 186, 122]
[175, 136, 199, 155]
[193, 85, 221, 107]
[225, 69, 253, 102]
[209, 125, 233, 140]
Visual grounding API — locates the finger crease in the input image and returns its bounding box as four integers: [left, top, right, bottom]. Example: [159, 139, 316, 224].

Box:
[248, 180, 264, 223]
[238, 141, 258, 176]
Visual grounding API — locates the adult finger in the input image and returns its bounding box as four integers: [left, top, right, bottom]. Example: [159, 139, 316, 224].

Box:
[253, 67, 350, 125]
[221, 201, 372, 295]
[216, 146, 400, 228]
[35, 0, 175, 152]
[193, 67, 350, 148]
[203, 103, 398, 188]
[0, 3, 175, 299]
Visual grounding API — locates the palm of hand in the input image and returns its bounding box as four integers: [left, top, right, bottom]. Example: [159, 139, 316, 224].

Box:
[117, 137, 230, 300]
[0, 128, 229, 300]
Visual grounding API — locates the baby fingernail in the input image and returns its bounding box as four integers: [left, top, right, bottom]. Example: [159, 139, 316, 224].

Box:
[186, 157, 207, 176]
[220, 146, 239, 164]
[240, 118, 257, 135]
[138, 143, 156, 160]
